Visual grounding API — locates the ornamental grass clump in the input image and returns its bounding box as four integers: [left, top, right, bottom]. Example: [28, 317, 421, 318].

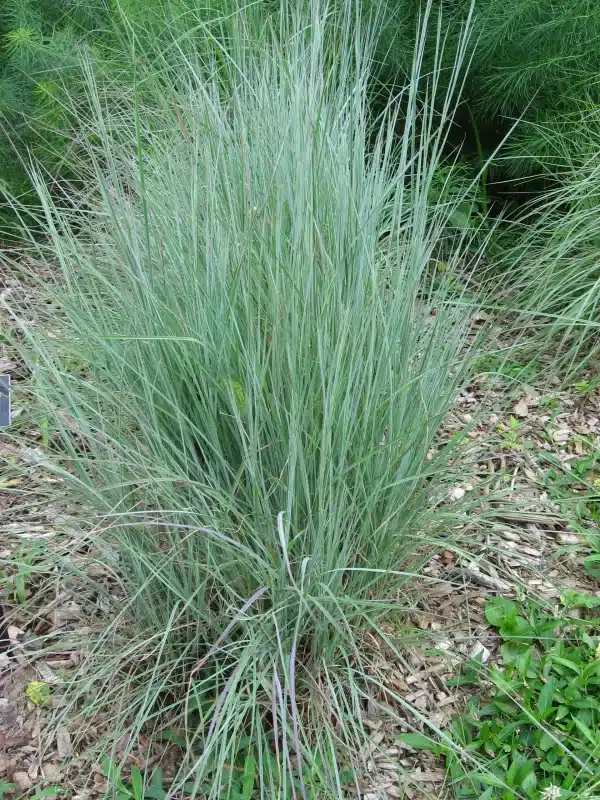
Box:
[13, 3, 488, 795]
[502, 129, 600, 373]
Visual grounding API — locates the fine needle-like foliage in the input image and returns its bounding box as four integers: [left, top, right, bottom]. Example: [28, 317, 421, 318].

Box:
[365, 0, 600, 180]
[10, 3, 490, 796]
[0, 0, 243, 234]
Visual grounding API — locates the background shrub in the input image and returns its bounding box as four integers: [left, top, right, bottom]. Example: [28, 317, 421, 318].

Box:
[0, 0, 241, 234]
[0, 1, 107, 212]
[372, 0, 600, 182]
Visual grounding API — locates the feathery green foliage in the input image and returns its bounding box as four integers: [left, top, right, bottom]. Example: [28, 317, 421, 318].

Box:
[0, 0, 243, 233]
[465, 0, 600, 178]
[370, 0, 600, 180]
[8, 4, 492, 795]
[0, 0, 105, 204]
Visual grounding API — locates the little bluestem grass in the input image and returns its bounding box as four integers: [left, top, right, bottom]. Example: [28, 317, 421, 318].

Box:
[6, 3, 494, 796]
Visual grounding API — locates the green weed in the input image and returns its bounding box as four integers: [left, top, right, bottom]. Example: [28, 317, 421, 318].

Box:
[0, 539, 48, 605]
[102, 758, 167, 800]
[25, 680, 51, 707]
[409, 596, 600, 799]
[539, 451, 600, 551]
[495, 416, 522, 452]
[473, 354, 540, 386]
[574, 377, 600, 396]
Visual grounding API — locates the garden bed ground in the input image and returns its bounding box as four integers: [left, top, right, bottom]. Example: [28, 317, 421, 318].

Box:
[1, 259, 600, 798]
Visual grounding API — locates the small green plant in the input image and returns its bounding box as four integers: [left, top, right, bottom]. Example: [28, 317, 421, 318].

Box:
[539, 394, 562, 420]
[413, 597, 600, 798]
[574, 377, 600, 396]
[102, 758, 167, 800]
[427, 161, 489, 240]
[561, 590, 600, 612]
[25, 680, 51, 707]
[539, 451, 600, 555]
[496, 416, 521, 451]
[474, 355, 540, 385]
[1, 540, 48, 605]
[0, 786, 58, 800]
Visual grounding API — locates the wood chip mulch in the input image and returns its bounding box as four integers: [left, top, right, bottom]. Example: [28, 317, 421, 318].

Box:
[2, 278, 600, 798]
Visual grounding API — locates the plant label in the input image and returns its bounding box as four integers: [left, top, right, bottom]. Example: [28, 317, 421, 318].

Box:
[0, 375, 10, 428]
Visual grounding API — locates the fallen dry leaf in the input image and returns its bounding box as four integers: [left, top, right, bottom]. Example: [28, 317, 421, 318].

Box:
[553, 428, 571, 443]
[514, 397, 529, 418]
[470, 642, 491, 663]
[388, 678, 410, 692]
[42, 762, 59, 779]
[56, 726, 72, 758]
[13, 771, 32, 791]
[556, 532, 580, 545]
[409, 770, 445, 782]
